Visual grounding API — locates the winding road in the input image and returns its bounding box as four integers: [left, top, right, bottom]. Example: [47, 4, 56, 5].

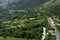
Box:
[48, 17, 59, 40]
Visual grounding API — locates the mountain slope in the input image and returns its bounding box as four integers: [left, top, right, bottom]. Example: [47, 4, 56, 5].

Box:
[0, 0, 50, 10]
[38, 0, 60, 16]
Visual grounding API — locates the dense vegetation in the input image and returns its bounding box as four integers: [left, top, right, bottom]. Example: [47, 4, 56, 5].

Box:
[0, 10, 51, 40]
[0, 0, 60, 40]
[45, 33, 56, 40]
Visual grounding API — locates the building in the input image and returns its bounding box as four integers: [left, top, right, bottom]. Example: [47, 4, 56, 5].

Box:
[8, 10, 26, 13]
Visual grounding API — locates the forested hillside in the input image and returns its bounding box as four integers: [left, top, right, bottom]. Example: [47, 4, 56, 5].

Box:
[0, 0, 60, 40]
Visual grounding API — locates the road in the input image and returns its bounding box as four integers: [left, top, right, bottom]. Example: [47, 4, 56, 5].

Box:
[48, 17, 59, 40]
[41, 27, 46, 40]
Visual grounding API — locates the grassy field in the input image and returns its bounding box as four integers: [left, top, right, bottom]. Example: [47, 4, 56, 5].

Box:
[0, 37, 27, 40]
